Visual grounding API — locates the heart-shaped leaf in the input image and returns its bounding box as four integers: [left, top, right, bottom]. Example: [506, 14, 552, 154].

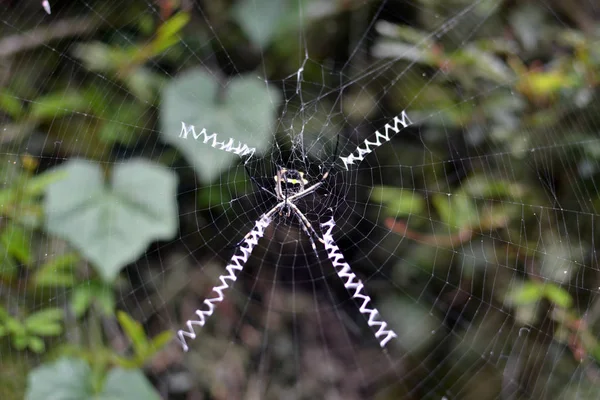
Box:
[44, 159, 178, 282]
[26, 357, 160, 400]
[160, 68, 281, 182]
[97, 368, 161, 400]
[26, 358, 93, 400]
[232, 0, 291, 49]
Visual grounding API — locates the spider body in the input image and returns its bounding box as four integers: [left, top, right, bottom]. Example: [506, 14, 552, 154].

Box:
[260, 166, 328, 252]
[274, 168, 308, 217]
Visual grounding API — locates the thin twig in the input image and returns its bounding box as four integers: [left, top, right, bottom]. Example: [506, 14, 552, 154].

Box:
[0, 16, 101, 58]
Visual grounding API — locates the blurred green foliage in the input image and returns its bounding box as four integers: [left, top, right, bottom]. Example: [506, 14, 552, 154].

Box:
[0, 307, 63, 353]
[1, 0, 600, 398]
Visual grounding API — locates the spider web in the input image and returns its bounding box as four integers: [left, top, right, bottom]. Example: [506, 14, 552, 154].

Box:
[1, 0, 600, 399]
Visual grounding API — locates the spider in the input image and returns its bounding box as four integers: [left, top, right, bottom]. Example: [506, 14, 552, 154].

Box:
[239, 160, 333, 255]
[176, 110, 412, 352]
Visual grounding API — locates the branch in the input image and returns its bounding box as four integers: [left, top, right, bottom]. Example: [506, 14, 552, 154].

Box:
[0, 16, 101, 58]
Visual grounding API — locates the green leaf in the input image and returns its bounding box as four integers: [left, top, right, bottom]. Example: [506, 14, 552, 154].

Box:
[232, 0, 291, 49]
[1, 224, 32, 265]
[13, 334, 29, 350]
[508, 281, 544, 305]
[160, 68, 281, 182]
[117, 311, 148, 355]
[35, 253, 79, 287]
[71, 282, 114, 317]
[35, 270, 75, 287]
[152, 12, 190, 54]
[25, 358, 160, 400]
[25, 308, 63, 329]
[462, 177, 525, 200]
[432, 193, 478, 230]
[431, 194, 455, 227]
[124, 67, 165, 104]
[0, 244, 19, 279]
[98, 367, 160, 400]
[43, 159, 179, 282]
[26, 322, 63, 337]
[72, 42, 125, 73]
[149, 330, 173, 353]
[25, 308, 63, 336]
[0, 91, 24, 119]
[24, 169, 68, 197]
[4, 315, 23, 334]
[40, 253, 79, 271]
[593, 346, 600, 364]
[71, 285, 94, 318]
[25, 358, 93, 400]
[95, 286, 116, 316]
[0, 170, 66, 212]
[27, 336, 46, 353]
[29, 91, 89, 121]
[98, 102, 150, 146]
[543, 283, 573, 308]
[81, 84, 111, 116]
[370, 186, 424, 217]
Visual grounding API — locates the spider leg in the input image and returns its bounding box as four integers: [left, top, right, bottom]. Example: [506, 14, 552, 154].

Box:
[287, 181, 323, 202]
[339, 111, 412, 170]
[177, 214, 272, 352]
[287, 202, 325, 245]
[292, 209, 319, 255]
[243, 162, 277, 198]
[320, 216, 397, 348]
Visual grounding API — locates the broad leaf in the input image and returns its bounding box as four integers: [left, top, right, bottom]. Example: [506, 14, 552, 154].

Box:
[26, 358, 92, 400]
[160, 68, 281, 182]
[44, 159, 178, 282]
[25, 358, 160, 400]
[98, 368, 160, 400]
[232, 0, 291, 49]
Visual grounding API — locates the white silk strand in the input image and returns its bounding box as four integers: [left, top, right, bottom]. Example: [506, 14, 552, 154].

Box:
[179, 122, 256, 159]
[321, 217, 397, 347]
[177, 214, 271, 351]
[340, 110, 411, 170]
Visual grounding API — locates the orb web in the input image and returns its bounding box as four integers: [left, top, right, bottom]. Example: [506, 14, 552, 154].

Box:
[1, 0, 599, 399]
